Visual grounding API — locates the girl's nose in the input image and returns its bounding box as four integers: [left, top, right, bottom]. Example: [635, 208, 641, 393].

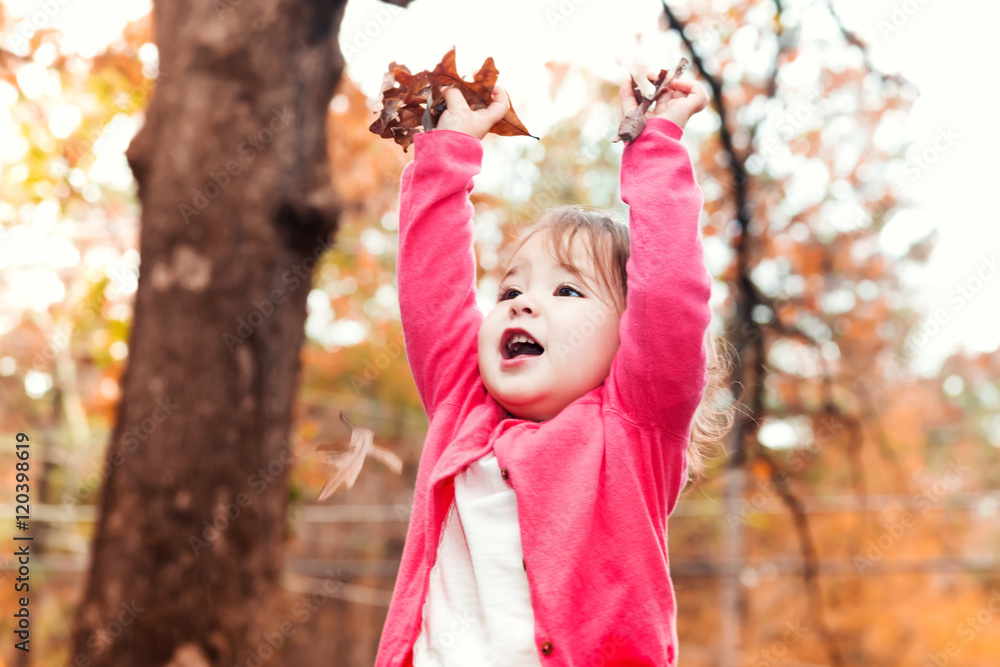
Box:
[510, 292, 537, 315]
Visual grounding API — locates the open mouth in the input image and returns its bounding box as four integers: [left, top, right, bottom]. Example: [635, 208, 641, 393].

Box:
[501, 328, 545, 360]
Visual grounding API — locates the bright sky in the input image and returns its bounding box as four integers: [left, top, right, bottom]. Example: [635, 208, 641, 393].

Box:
[4, 0, 998, 378]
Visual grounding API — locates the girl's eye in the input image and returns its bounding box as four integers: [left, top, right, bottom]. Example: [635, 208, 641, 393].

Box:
[498, 285, 582, 301]
[497, 286, 519, 301]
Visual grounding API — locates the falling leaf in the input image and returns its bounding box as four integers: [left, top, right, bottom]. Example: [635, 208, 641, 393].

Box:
[368, 47, 537, 152]
[315, 411, 403, 501]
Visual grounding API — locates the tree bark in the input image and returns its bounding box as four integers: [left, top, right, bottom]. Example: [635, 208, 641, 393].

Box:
[69, 0, 358, 664]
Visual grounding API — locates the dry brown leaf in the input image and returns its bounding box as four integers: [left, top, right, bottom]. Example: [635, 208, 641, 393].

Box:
[368, 47, 537, 152]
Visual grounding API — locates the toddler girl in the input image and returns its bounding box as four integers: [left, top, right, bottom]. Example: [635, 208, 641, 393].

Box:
[375, 72, 727, 667]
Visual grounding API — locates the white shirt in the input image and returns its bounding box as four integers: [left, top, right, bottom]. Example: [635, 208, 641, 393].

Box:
[412, 450, 543, 667]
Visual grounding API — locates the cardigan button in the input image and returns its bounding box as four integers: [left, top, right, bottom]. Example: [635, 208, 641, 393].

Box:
[500, 466, 509, 481]
[522, 557, 526, 571]
[541, 640, 553, 656]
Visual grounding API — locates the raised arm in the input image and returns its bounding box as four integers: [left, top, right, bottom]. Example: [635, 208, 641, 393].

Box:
[396, 129, 485, 419]
[603, 116, 713, 440]
[396, 85, 513, 419]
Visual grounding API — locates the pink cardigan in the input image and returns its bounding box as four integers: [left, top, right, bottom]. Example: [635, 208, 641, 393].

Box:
[375, 117, 712, 666]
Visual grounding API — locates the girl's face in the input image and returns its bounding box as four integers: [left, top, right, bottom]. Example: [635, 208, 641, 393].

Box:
[478, 229, 621, 422]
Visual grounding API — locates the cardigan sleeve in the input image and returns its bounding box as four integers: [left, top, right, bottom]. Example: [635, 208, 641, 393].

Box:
[603, 117, 713, 443]
[396, 129, 486, 420]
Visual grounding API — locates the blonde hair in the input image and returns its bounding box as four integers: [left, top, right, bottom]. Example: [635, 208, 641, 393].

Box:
[503, 204, 735, 488]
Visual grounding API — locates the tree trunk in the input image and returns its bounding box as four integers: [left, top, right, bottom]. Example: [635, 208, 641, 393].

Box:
[69, 1, 354, 664]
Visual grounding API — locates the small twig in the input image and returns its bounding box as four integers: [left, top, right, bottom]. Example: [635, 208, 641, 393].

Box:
[640, 59, 689, 114]
[614, 58, 689, 143]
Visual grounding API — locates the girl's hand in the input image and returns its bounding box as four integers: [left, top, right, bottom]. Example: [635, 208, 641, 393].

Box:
[435, 84, 511, 141]
[618, 76, 709, 131]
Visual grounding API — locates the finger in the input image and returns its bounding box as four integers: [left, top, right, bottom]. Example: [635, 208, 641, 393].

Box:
[442, 86, 470, 113]
[654, 79, 700, 111]
[654, 78, 693, 103]
[666, 78, 695, 93]
[688, 80, 711, 103]
[484, 85, 511, 123]
[619, 76, 638, 114]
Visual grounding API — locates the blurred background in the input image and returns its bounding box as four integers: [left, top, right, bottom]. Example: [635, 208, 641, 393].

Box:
[1, 0, 999, 664]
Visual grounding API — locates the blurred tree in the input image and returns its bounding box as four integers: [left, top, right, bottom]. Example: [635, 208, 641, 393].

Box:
[45, 0, 412, 664]
[651, 2, 986, 666]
